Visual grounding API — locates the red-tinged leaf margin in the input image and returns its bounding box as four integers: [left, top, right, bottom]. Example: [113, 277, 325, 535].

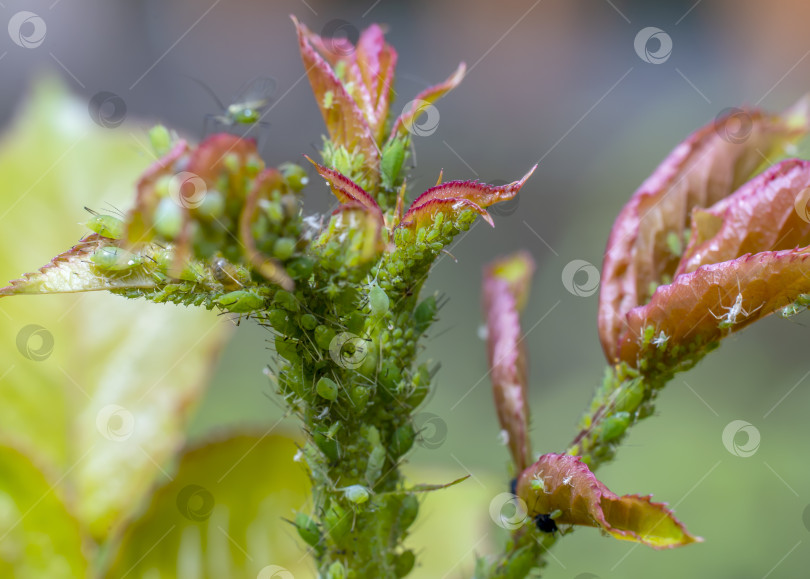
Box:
[292, 16, 380, 184]
[390, 62, 467, 140]
[401, 166, 537, 229]
[0, 235, 157, 296]
[400, 197, 494, 230]
[306, 156, 384, 225]
[618, 248, 810, 365]
[516, 453, 701, 549]
[484, 251, 536, 472]
[676, 158, 810, 276]
[599, 101, 810, 363]
[238, 168, 295, 291]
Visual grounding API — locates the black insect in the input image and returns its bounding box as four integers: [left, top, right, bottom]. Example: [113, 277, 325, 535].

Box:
[533, 513, 559, 534]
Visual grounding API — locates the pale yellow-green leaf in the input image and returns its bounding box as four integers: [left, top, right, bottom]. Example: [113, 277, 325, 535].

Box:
[106, 433, 311, 579]
[0, 444, 88, 578]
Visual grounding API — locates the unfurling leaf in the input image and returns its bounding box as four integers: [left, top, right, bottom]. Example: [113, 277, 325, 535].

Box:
[484, 251, 536, 472]
[293, 16, 380, 188]
[677, 159, 810, 274]
[516, 453, 701, 549]
[617, 248, 810, 365]
[599, 99, 810, 362]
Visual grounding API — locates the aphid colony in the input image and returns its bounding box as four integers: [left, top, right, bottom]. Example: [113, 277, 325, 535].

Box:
[84, 209, 266, 314]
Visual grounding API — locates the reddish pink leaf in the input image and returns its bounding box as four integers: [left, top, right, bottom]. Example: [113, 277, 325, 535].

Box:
[355, 25, 397, 142]
[677, 159, 810, 275]
[185, 133, 260, 188]
[296, 21, 397, 145]
[306, 157, 384, 225]
[516, 454, 701, 549]
[617, 248, 810, 365]
[599, 100, 810, 362]
[401, 166, 536, 229]
[484, 252, 536, 472]
[292, 16, 380, 185]
[390, 63, 467, 140]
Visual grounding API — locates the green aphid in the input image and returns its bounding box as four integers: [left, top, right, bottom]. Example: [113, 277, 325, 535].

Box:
[280, 162, 309, 192]
[598, 411, 632, 444]
[84, 208, 124, 239]
[316, 376, 338, 401]
[365, 444, 386, 486]
[397, 494, 419, 532]
[342, 484, 370, 504]
[199, 77, 276, 125]
[215, 290, 265, 313]
[392, 424, 415, 458]
[90, 246, 145, 272]
[326, 561, 346, 579]
[369, 283, 390, 317]
[323, 90, 334, 110]
[414, 295, 437, 332]
[294, 512, 320, 547]
[179, 261, 207, 283]
[381, 136, 407, 189]
[154, 198, 183, 240]
[323, 503, 349, 540]
[666, 230, 683, 257]
[148, 125, 172, 157]
[273, 237, 296, 260]
[394, 550, 415, 578]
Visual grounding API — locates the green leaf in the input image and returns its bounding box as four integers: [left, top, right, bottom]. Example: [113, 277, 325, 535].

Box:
[106, 433, 311, 578]
[0, 444, 88, 577]
[0, 77, 232, 541]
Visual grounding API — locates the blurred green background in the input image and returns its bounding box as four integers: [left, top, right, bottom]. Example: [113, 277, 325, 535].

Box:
[3, 0, 810, 577]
